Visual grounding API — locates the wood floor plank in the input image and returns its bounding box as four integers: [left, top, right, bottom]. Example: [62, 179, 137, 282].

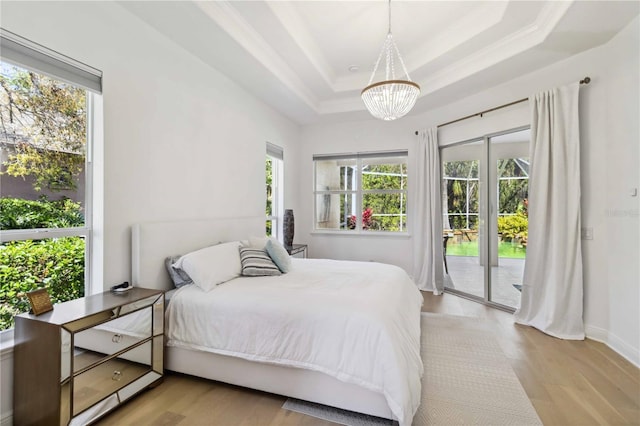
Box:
[148, 411, 185, 426]
[95, 291, 640, 426]
[529, 398, 570, 425]
[553, 383, 622, 425]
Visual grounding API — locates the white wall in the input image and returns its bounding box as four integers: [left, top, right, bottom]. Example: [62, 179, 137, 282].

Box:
[298, 17, 640, 365]
[600, 17, 640, 364]
[0, 1, 301, 421]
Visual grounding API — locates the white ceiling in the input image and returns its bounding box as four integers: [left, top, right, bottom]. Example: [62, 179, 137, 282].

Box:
[120, 1, 640, 125]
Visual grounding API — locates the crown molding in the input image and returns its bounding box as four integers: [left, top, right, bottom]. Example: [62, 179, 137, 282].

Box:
[266, 2, 336, 90]
[194, 1, 320, 113]
[416, 0, 573, 98]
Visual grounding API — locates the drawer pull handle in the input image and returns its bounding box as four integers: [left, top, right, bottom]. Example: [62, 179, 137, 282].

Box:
[112, 334, 122, 343]
[112, 370, 122, 381]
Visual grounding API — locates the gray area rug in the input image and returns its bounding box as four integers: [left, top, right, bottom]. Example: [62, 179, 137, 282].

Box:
[283, 312, 542, 426]
[282, 399, 394, 426]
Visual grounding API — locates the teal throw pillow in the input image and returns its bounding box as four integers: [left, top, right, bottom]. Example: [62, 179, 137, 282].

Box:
[265, 239, 291, 273]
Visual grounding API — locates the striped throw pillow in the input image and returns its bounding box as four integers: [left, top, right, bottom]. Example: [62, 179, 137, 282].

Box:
[239, 247, 282, 277]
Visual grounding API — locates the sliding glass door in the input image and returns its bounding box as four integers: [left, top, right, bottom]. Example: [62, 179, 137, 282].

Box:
[441, 128, 529, 310]
[488, 131, 529, 308]
[441, 139, 484, 299]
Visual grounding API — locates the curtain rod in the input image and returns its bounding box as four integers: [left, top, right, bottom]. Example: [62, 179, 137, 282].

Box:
[414, 76, 591, 135]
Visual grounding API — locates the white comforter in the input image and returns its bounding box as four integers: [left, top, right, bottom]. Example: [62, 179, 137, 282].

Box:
[165, 258, 423, 425]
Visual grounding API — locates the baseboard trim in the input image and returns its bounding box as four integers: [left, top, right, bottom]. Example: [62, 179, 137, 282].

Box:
[0, 410, 12, 426]
[585, 324, 640, 368]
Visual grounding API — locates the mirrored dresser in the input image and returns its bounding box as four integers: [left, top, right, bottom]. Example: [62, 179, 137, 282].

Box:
[13, 287, 164, 425]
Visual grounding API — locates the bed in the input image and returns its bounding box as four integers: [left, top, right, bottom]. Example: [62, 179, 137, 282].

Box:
[131, 217, 423, 425]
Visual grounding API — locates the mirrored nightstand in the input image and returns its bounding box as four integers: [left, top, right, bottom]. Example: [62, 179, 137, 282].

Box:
[13, 287, 164, 425]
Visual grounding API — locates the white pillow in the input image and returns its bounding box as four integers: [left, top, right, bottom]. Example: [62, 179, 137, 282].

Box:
[248, 235, 270, 249]
[172, 241, 241, 292]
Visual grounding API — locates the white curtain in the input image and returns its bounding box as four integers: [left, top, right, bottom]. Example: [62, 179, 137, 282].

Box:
[413, 128, 444, 294]
[514, 83, 584, 340]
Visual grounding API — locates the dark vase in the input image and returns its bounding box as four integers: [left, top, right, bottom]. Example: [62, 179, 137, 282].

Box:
[283, 209, 295, 247]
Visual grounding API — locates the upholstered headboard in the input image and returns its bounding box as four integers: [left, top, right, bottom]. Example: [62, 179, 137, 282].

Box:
[131, 217, 265, 291]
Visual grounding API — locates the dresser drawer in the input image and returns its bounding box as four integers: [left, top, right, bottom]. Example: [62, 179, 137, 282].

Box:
[74, 306, 152, 372]
[73, 340, 152, 416]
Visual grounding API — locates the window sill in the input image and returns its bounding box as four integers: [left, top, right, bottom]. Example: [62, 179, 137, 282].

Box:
[310, 230, 411, 238]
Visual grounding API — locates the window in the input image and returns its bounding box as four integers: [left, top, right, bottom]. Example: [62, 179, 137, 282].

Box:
[442, 159, 480, 230]
[0, 29, 102, 331]
[266, 142, 283, 239]
[313, 151, 408, 233]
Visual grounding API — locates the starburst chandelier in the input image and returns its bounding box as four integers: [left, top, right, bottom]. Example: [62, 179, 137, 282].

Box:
[361, 0, 420, 121]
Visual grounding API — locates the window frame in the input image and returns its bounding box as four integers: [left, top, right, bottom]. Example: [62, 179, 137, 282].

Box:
[313, 150, 409, 235]
[266, 142, 284, 241]
[0, 30, 102, 337]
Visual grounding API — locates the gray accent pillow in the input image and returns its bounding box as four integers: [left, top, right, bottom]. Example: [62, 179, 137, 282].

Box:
[239, 247, 282, 277]
[164, 255, 194, 288]
[266, 238, 292, 273]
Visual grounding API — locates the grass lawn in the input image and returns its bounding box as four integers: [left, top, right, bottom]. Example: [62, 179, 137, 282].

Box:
[446, 241, 526, 259]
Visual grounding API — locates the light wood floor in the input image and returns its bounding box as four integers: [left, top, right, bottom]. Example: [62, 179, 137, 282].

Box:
[97, 292, 640, 425]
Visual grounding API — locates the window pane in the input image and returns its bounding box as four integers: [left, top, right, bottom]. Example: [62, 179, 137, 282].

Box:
[315, 193, 356, 230]
[444, 160, 479, 179]
[0, 236, 85, 331]
[443, 160, 479, 231]
[266, 157, 273, 217]
[362, 193, 407, 232]
[0, 62, 87, 229]
[266, 219, 276, 237]
[266, 152, 283, 239]
[0, 198, 84, 230]
[362, 158, 407, 191]
[497, 157, 529, 215]
[314, 152, 408, 233]
[315, 159, 357, 191]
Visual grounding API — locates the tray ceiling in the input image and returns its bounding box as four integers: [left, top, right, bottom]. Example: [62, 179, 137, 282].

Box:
[120, 1, 640, 124]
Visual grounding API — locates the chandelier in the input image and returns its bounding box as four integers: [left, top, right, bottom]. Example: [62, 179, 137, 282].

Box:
[361, 0, 420, 121]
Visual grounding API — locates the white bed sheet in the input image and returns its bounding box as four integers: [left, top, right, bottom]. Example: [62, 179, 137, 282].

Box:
[165, 258, 423, 426]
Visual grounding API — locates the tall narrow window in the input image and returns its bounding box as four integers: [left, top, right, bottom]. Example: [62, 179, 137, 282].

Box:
[313, 151, 408, 233]
[266, 142, 283, 239]
[0, 30, 102, 331]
